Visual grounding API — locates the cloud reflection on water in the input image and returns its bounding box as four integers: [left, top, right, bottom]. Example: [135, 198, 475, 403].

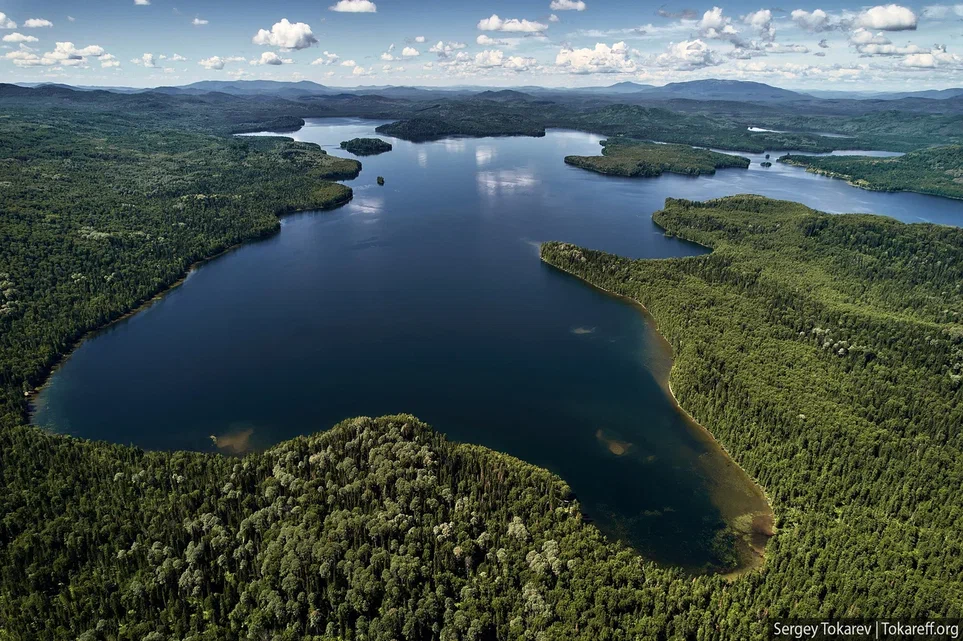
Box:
[476, 168, 538, 198]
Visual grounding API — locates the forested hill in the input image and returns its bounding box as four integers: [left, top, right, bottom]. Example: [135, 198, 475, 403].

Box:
[780, 145, 963, 199]
[542, 196, 963, 630]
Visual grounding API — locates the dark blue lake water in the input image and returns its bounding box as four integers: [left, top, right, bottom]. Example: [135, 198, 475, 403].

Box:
[31, 119, 963, 571]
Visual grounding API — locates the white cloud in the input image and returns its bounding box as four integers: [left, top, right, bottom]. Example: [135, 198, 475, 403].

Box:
[655, 39, 721, 69]
[429, 40, 467, 57]
[330, 0, 377, 13]
[415, 36, 426, 43]
[380, 52, 395, 61]
[2, 33, 38, 44]
[743, 9, 775, 42]
[9, 41, 108, 67]
[0, 13, 15, 30]
[478, 14, 548, 33]
[476, 35, 508, 46]
[474, 49, 505, 67]
[170, 53, 187, 62]
[922, 4, 963, 19]
[67, 16, 76, 23]
[504, 55, 537, 71]
[100, 54, 120, 68]
[549, 14, 560, 23]
[252, 19, 318, 50]
[903, 45, 962, 66]
[555, 41, 637, 73]
[401, 46, 420, 57]
[341, 59, 357, 66]
[352, 65, 374, 75]
[192, 18, 209, 26]
[698, 7, 740, 41]
[134, 0, 150, 5]
[311, 51, 340, 65]
[199, 56, 227, 70]
[856, 5, 917, 31]
[550, 0, 586, 11]
[253, 51, 293, 66]
[24, 19, 53, 28]
[132, 53, 157, 67]
[791, 9, 833, 32]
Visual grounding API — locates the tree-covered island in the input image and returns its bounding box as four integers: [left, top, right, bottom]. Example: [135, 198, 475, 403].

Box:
[564, 139, 750, 177]
[340, 137, 393, 156]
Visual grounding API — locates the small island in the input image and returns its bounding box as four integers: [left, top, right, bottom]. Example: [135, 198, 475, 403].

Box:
[377, 176, 385, 186]
[564, 139, 750, 178]
[340, 137, 393, 156]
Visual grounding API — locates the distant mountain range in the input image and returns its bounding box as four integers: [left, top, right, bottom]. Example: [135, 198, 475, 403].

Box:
[13, 79, 963, 104]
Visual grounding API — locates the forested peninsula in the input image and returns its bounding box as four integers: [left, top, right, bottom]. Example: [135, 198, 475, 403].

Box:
[779, 145, 963, 199]
[565, 139, 750, 177]
[541, 195, 963, 634]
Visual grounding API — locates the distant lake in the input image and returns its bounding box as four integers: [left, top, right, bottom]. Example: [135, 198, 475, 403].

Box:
[31, 119, 963, 572]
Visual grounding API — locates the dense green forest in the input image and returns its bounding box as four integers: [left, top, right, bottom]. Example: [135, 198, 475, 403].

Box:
[3, 85, 963, 638]
[340, 138, 393, 156]
[542, 195, 963, 632]
[0, 108, 359, 425]
[565, 139, 749, 177]
[780, 145, 963, 199]
[375, 103, 546, 142]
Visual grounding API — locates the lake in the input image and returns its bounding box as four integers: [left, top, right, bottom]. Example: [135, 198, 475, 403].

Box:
[31, 119, 963, 572]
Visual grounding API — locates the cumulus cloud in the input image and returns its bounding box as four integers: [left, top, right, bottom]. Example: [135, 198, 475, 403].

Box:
[352, 65, 374, 75]
[0, 12, 16, 29]
[549, 14, 560, 22]
[856, 4, 917, 30]
[476, 34, 507, 46]
[134, 0, 150, 5]
[253, 51, 293, 66]
[330, 0, 377, 13]
[698, 7, 741, 41]
[550, 0, 586, 11]
[903, 45, 962, 66]
[415, 35, 426, 43]
[743, 9, 775, 42]
[7, 41, 107, 67]
[791, 9, 834, 32]
[341, 59, 357, 66]
[24, 18, 53, 28]
[252, 19, 318, 50]
[478, 14, 548, 33]
[474, 49, 505, 67]
[819, 38, 830, 48]
[429, 40, 467, 57]
[311, 51, 340, 65]
[132, 52, 157, 67]
[199, 56, 228, 70]
[401, 46, 420, 57]
[555, 41, 637, 73]
[655, 39, 721, 69]
[100, 54, 120, 68]
[192, 18, 209, 26]
[2, 33, 38, 43]
[170, 53, 187, 62]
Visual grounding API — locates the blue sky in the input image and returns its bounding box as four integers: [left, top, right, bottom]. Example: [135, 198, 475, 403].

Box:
[1, 0, 962, 90]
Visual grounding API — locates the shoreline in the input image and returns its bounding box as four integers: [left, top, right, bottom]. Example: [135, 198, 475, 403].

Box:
[777, 159, 963, 202]
[540, 253, 775, 579]
[24, 193, 353, 423]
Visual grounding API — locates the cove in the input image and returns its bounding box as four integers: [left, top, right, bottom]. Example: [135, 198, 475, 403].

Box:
[31, 119, 963, 573]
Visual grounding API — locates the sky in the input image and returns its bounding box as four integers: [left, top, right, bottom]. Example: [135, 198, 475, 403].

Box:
[0, 0, 962, 91]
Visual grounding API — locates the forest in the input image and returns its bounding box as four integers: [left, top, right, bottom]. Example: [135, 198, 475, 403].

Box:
[542, 195, 963, 634]
[340, 138, 393, 156]
[2, 84, 963, 639]
[779, 145, 963, 199]
[564, 139, 750, 177]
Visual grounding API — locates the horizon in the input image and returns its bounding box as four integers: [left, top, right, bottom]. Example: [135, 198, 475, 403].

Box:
[0, 0, 962, 91]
